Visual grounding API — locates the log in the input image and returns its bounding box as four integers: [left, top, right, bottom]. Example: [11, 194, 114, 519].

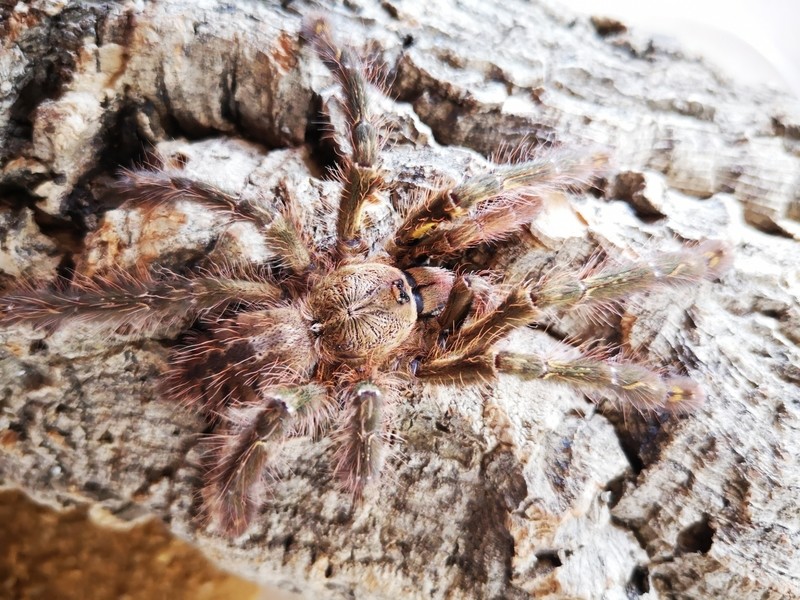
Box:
[1, 0, 798, 598]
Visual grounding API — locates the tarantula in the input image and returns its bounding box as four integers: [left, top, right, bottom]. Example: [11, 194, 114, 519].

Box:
[0, 19, 728, 535]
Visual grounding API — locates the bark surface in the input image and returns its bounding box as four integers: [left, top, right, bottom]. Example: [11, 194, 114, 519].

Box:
[1, 1, 799, 598]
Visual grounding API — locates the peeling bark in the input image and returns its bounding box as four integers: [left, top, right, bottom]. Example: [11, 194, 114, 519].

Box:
[1, 1, 799, 599]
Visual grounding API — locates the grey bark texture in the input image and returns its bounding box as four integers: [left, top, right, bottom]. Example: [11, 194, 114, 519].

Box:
[1, 1, 799, 599]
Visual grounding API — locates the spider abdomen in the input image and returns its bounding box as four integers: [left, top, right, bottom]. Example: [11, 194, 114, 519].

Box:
[168, 307, 317, 416]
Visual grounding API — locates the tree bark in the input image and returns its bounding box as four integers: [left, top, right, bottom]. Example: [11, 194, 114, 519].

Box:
[1, 1, 799, 598]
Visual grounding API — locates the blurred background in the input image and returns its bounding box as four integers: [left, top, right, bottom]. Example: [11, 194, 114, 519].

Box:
[562, 0, 800, 98]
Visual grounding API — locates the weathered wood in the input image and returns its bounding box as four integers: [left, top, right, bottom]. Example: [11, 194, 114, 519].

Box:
[1, 1, 798, 598]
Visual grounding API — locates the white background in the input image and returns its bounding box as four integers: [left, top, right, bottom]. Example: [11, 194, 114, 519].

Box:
[561, 0, 800, 98]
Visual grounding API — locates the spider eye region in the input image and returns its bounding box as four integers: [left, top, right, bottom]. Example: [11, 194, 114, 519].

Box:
[308, 263, 418, 362]
[391, 279, 411, 304]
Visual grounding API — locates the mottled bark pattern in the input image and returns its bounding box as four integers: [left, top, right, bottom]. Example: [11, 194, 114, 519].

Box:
[1, 1, 799, 599]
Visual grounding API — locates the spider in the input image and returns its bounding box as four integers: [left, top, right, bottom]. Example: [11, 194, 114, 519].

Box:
[0, 18, 728, 536]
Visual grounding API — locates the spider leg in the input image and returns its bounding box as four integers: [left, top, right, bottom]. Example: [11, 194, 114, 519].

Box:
[529, 240, 730, 313]
[388, 148, 605, 265]
[436, 273, 496, 336]
[304, 18, 384, 256]
[495, 351, 703, 413]
[420, 244, 728, 363]
[0, 269, 281, 334]
[203, 391, 291, 535]
[415, 254, 721, 412]
[415, 287, 538, 383]
[115, 168, 314, 275]
[442, 288, 538, 355]
[115, 168, 266, 222]
[332, 377, 397, 499]
[418, 344, 702, 414]
[202, 382, 333, 535]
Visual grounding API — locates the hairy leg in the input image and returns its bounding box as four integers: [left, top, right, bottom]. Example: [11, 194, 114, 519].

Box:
[115, 168, 314, 275]
[424, 241, 729, 363]
[529, 240, 730, 313]
[202, 382, 331, 535]
[418, 344, 702, 414]
[203, 394, 291, 535]
[415, 243, 729, 411]
[436, 274, 495, 336]
[495, 350, 703, 413]
[331, 376, 400, 499]
[0, 269, 282, 334]
[388, 148, 605, 265]
[415, 286, 538, 384]
[304, 18, 385, 256]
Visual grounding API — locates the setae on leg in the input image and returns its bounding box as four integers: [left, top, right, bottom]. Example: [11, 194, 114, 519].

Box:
[0, 269, 282, 335]
[331, 377, 399, 499]
[116, 168, 315, 275]
[387, 148, 606, 265]
[304, 17, 385, 256]
[203, 383, 333, 535]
